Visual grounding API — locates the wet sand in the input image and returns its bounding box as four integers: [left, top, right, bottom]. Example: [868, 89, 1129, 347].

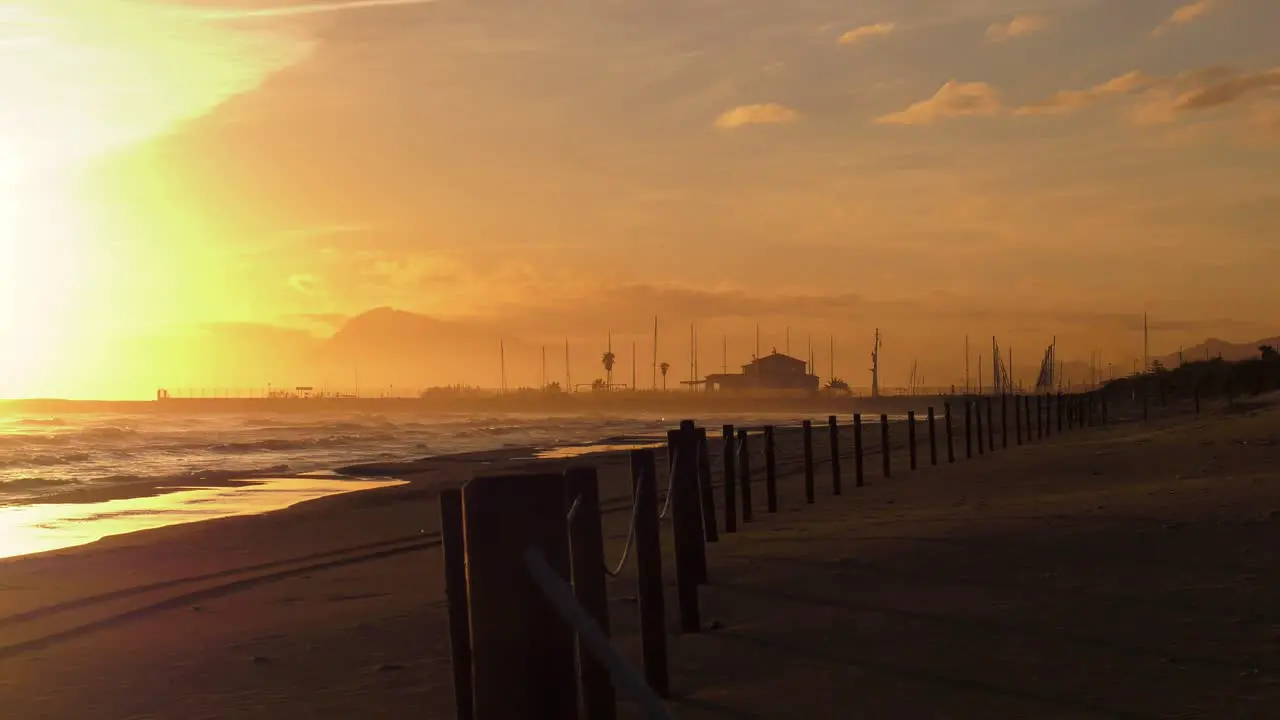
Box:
[2, 394, 1276, 718]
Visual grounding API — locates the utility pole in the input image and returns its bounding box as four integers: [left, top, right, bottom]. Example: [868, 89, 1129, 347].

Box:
[870, 329, 882, 399]
[722, 334, 727, 374]
[965, 335, 970, 394]
[632, 340, 636, 391]
[786, 326, 790, 356]
[1143, 311, 1150, 373]
[541, 345, 546, 389]
[565, 338, 571, 392]
[978, 354, 983, 395]
[829, 335, 835, 385]
[652, 316, 658, 390]
[500, 339, 507, 394]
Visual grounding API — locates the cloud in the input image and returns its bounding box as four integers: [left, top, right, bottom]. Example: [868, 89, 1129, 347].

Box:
[713, 103, 800, 129]
[986, 15, 1051, 41]
[875, 81, 1004, 125]
[1174, 68, 1280, 110]
[1015, 71, 1158, 116]
[838, 22, 896, 44]
[1152, 0, 1217, 36]
[201, 0, 437, 21]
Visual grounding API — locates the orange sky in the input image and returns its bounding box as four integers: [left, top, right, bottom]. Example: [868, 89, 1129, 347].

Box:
[1, 0, 1277, 398]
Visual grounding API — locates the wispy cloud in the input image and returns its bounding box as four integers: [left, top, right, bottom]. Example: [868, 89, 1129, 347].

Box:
[838, 22, 896, 44]
[986, 15, 1051, 41]
[1174, 68, 1280, 110]
[713, 103, 800, 129]
[1152, 0, 1218, 36]
[201, 0, 437, 21]
[875, 81, 1003, 125]
[1015, 71, 1157, 116]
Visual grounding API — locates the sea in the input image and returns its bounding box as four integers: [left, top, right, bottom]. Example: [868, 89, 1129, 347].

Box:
[0, 410, 845, 505]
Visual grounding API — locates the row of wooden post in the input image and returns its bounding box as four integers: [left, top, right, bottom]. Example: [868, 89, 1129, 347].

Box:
[438, 391, 1115, 719]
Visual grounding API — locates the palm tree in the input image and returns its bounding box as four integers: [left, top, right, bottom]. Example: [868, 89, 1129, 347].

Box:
[824, 377, 851, 394]
[601, 350, 616, 389]
[659, 361, 670, 390]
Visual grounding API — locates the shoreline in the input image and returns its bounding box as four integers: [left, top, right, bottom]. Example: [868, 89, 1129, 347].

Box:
[0, 394, 1264, 718]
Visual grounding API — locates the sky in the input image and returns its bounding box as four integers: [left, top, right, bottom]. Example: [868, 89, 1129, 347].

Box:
[0, 0, 1278, 398]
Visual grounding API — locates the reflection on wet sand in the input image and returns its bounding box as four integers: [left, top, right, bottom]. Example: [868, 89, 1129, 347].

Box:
[0, 477, 404, 559]
[534, 441, 665, 460]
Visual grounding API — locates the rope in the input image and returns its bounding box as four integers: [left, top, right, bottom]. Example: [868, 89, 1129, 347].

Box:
[604, 469, 644, 578]
[659, 447, 677, 520]
[566, 493, 583, 524]
[522, 547, 676, 720]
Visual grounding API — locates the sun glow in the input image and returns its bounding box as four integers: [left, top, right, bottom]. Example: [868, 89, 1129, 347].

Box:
[0, 1, 311, 397]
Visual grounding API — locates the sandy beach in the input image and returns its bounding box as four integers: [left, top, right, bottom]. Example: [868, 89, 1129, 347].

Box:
[1, 393, 1276, 718]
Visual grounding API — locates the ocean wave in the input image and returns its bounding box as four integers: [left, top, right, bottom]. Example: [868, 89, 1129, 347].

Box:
[0, 453, 94, 469]
[17, 417, 67, 427]
[204, 433, 398, 454]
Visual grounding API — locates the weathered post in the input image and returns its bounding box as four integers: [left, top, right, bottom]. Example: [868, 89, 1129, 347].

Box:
[986, 397, 995, 451]
[1142, 383, 1148, 421]
[462, 473, 578, 719]
[908, 410, 918, 470]
[1194, 384, 1201, 416]
[927, 406, 938, 466]
[975, 400, 985, 456]
[802, 420, 815, 504]
[1036, 394, 1043, 440]
[854, 413, 866, 487]
[1101, 392, 1108, 425]
[1057, 391, 1064, 432]
[670, 423, 707, 599]
[1001, 393, 1009, 448]
[965, 400, 973, 459]
[1015, 393, 1023, 445]
[977, 397, 988, 453]
[696, 429, 718, 543]
[880, 414, 892, 478]
[737, 429, 753, 523]
[828, 415, 842, 495]
[630, 450, 668, 698]
[1025, 395, 1033, 440]
[1159, 379, 1166, 407]
[764, 426, 778, 513]
[440, 488, 473, 720]
[1044, 394, 1052, 437]
[721, 425, 737, 534]
[944, 402, 955, 463]
[565, 467, 616, 720]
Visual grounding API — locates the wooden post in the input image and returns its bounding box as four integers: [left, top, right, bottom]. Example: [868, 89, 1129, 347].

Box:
[944, 402, 955, 463]
[764, 426, 778, 513]
[965, 400, 973, 459]
[738, 430, 753, 523]
[908, 410, 918, 470]
[854, 413, 866, 487]
[828, 415, 842, 495]
[1194, 384, 1200, 416]
[671, 422, 706, 607]
[1036, 394, 1043, 440]
[1001, 394, 1009, 448]
[630, 450, 668, 698]
[1024, 395, 1033, 440]
[696, 429, 718, 543]
[1057, 391, 1064, 432]
[802, 420, 815, 503]
[1015, 393, 1023, 445]
[1101, 392, 1108, 425]
[721, 425, 737, 534]
[1159, 379, 1166, 407]
[880, 414, 892, 478]
[986, 397, 995, 452]
[1044, 394, 1052, 437]
[462, 473, 578, 720]
[927, 407, 938, 466]
[440, 489, 473, 720]
[565, 467, 616, 720]
[975, 401, 985, 456]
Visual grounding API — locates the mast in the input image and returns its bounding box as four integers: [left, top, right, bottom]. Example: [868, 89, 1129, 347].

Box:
[632, 341, 636, 391]
[964, 335, 970, 394]
[652, 316, 658, 390]
[541, 345, 546, 389]
[1143, 311, 1149, 373]
[1008, 346, 1013, 394]
[870, 328, 881, 399]
[829, 335, 835, 385]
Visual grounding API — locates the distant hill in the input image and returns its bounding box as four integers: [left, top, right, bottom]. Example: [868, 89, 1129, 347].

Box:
[1153, 336, 1280, 368]
[318, 307, 520, 390]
